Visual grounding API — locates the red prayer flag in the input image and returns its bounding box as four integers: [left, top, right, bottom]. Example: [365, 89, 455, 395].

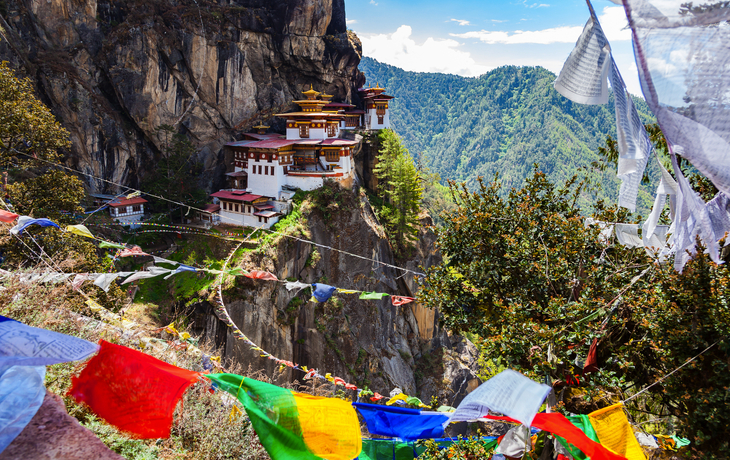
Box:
[68, 340, 200, 439]
[0, 209, 18, 223]
[482, 413, 626, 460]
[119, 245, 149, 257]
[244, 270, 278, 281]
[583, 338, 599, 374]
[391, 296, 415, 306]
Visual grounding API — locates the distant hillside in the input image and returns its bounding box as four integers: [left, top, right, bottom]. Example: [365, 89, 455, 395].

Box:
[359, 57, 657, 214]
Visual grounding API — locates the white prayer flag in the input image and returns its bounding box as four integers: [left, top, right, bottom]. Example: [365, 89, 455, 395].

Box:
[554, 17, 611, 105]
[450, 369, 551, 426]
[0, 366, 46, 453]
[0, 316, 98, 372]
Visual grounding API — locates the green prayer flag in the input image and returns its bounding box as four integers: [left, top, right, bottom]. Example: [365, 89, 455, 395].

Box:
[359, 292, 389, 300]
[554, 415, 600, 460]
[205, 374, 361, 460]
[99, 241, 126, 249]
[671, 435, 690, 448]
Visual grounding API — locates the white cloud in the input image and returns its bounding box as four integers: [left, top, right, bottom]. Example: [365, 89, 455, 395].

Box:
[369, 0, 378, 5]
[450, 18, 471, 26]
[491, 19, 508, 23]
[360, 25, 490, 76]
[451, 6, 630, 45]
[346, 19, 357, 25]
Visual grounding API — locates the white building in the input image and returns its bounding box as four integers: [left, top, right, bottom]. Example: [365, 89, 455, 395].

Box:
[108, 196, 147, 223]
[360, 84, 393, 130]
[210, 190, 281, 228]
[209, 84, 391, 229]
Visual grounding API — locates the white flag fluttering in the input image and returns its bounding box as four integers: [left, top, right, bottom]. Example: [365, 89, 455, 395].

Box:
[450, 369, 551, 427]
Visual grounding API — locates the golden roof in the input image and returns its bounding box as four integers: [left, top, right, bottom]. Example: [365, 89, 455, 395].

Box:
[302, 84, 320, 100]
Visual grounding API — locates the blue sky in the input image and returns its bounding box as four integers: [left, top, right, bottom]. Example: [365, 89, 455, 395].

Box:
[346, 0, 643, 96]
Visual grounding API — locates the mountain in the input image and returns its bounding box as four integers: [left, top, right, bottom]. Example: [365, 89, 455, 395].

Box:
[359, 57, 657, 213]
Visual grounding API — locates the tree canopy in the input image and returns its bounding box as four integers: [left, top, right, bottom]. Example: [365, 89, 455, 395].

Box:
[373, 129, 424, 255]
[421, 167, 730, 456]
[0, 61, 70, 167]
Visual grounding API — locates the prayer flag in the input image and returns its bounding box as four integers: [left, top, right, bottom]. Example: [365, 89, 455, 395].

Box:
[9, 216, 60, 235]
[553, 415, 600, 460]
[0, 316, 98, 371]
[0, 209, 18, 223]
[353, 402, 450, 441]
[153, 256, 180, 266]
[359, 292, 389, 300]
[386, 393, 408, 406]
[245, 270, 278, 281]
[285, 281, 311, 293]
[119, 245, 149, 257]
[312, 283, 337, 303]
[553, 16, 610, 105]
[336, 289, 359, 294]
[66, 224, 94, 239]
[93, 273, 121, 292]
[206, 374, 361, 460]
[98, 241, 126, 250]
[588, 403, 647, 460]
[450, 369, 551, 426]
[496, 425, 531, 458]
[391, 296, 415, 306]
[68, 340, 200, 439]
[483, 413, 625, 460]
[121, 267, 172, 284]
[0, 366, 46, 453]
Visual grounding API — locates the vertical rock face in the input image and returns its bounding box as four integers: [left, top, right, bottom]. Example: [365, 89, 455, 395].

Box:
[0, 0, 364, 191]
[186, 187, 481, 402]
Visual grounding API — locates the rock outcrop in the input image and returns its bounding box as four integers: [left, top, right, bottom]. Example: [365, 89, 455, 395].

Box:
[186, 185, 480, 401]
[0, 0, 364, 191]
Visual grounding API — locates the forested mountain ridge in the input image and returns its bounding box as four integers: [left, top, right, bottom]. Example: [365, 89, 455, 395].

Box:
[359, 57, 656, 213]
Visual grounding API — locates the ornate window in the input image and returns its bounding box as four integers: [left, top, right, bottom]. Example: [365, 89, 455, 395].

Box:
[299, 124, 309, 138]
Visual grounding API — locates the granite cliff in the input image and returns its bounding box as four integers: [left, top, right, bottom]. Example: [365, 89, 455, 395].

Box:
[0, 0, 363, 191]
[184, 183, 481, 404]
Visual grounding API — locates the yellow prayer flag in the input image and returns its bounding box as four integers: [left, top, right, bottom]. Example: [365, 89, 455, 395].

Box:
[85, 299, 103, 312]
[588, 403, 647, 460]
[229, 405, 243, 422]
[67, 224, 95, 239]
[386, 393, 409, 406]
[336, 289, 359, 294]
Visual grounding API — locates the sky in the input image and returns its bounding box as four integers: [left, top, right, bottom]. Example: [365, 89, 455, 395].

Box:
[345, 0, 643, 96]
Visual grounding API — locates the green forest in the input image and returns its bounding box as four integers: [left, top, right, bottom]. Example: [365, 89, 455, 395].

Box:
[359, 57, 658, 214]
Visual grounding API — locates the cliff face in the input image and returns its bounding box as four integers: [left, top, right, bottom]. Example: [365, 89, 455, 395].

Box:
[186, 186, 480, 403]
[0, 0, 364, 191]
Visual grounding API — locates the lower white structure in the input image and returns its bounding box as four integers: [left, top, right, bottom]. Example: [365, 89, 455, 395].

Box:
[210, 190, 281, 228]
[108, 196, 147, 224]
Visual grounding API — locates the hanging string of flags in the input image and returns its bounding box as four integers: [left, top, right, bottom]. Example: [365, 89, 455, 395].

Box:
[207, 239, 417, 405]
[2, 314, 687, 460]
[555, 0, 730, 273]
[3, 214, 416, 306]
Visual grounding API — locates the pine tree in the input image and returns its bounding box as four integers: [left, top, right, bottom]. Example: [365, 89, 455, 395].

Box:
[374, 129, 423, 254]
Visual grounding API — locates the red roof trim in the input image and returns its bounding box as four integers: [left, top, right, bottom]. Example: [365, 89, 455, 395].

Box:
[108, 197, 148, 207]
[210, 191, 264, 202]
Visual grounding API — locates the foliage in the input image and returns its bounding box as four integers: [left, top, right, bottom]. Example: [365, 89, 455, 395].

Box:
[421, 167, 730, 457]
[359, 57, 658, 214]
[7, 169, 85, 223]
[417, 435, 496, 460]
[373, 129, 424, 254]
[142, 125, 207, 222]
[0, 61, 70, 168]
